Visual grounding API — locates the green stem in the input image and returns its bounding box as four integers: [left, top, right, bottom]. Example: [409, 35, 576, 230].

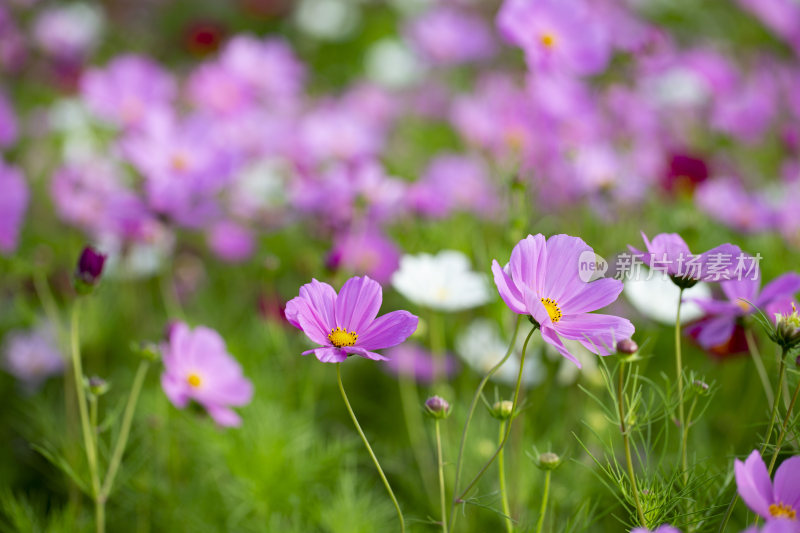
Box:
[449, 316, 522, 531]
[336, 364, 405, 533]
[534, 470, 551, 533]
[675, 288, 688, 487]
[70, 303, 103, 533]
[744, 329, 773, 407]
[762, 353, 787, 455]
[101, 360, 150, 498]
[767, 377, 800, 475]
[455, 326, 537, 503]
[435, 419, 448, 533]
[718, 349, 788, 533]
[498, 421, 512, 533]
[618, 361, 646, 527]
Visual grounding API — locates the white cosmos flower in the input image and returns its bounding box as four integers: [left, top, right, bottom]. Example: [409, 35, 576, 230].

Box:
[623, 271, 711, 324]
[391, 250, 492, 311]
[456, 319, 543, 387]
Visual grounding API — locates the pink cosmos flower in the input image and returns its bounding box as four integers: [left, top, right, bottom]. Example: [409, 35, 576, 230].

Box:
[695, 179, 777, 233]
[687, 266, 800, 349]
[206, 220, 255, 263]
[383, 343, 459, 384]
[492, 234, 634, 367]
[285, 276, 419, 363]
[0, 160, 28, 254]
[406, 6, 496, 66]
[630, 233, 744, 286]
[3, 324, 63, 390]
[497, 0, 611, 76]
[161, 322, 253, 427]
[735, 449, 800, 525]
[327, 227, 400, 284]
[81, 54, 176, 129]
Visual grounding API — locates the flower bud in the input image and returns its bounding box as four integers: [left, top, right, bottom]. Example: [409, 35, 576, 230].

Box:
[692, 379, 709, 394]
[616, 338, 638, 355]
[775, 305, 800, 350]
[130, 341, 161, 362]
[74, 246, 106, 295]
[87, 376, 109, 396]
[490, 400, 514, 420]
[536, 452, 562, 471]
[424, 396, 451, 419]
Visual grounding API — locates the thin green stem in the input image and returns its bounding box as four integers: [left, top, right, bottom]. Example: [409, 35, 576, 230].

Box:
[455, 325, 537, 503]
[534, 470, 551, 533]
[768, 377, 800, 475]
[744, 328, 773, 407]
[435, 419, 448, 533]
[336, 364, 405, 533]
[762, 353, 787, 455]
[449, 316, 522, 530]
[618, 361, 646, 527]
[70, 303, 103, 533]
[718, 349, 788, 533]
[101, 360, 150, 498]
[675, 288, 688, 487]
[498, 421, 512, 533]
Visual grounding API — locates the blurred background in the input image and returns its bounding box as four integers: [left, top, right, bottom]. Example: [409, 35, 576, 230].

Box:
[1, 0, 800, 531]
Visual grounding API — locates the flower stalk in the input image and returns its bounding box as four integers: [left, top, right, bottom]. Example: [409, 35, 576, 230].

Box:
[618, 359, 647, 528]
[336, 363, 405, 533]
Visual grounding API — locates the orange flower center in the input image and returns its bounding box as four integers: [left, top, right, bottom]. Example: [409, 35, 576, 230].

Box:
[541, 32, 556, 49]
[769, 502, 796, 520]
[541, 297, 563, 323]
[328, 327, 358, 348]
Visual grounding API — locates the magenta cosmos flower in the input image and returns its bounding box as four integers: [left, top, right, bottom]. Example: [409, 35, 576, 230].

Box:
[630, 233, 743, 288]
[285, 276, 418, 363]
[161, 322, 253, 427]
[688, 266, 800, 349]
[492, 234, 634, 367]
[736, 449, 800, 525]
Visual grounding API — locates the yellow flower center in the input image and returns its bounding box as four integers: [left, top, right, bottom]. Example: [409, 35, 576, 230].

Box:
[541, 32, 556, 49]
[540, 297, 562, 323]
[769, 502, 796, 520]
[328, 327, 358, 348]
[171, 153, 190, 172]
[737, 299, 751, 312]
[187, 373, 202, 388]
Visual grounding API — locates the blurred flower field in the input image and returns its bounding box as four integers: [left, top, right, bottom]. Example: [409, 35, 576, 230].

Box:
[2, 0, 800, 531]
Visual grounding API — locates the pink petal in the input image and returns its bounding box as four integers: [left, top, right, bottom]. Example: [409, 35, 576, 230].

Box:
[773, 456, 800, 511]
[161, 373, 190, 408]
[357, 310, 418, 350]
[509, 234, 547, 296]
[491, 260, 527, 314]
[691, 314, 735, 349]
[540, 326, 582, 368]
[559, 277, 624, 314]
[309, 347, 349, 363]
[345, 346, 389, 361]
[758, 273, 800, 307]
[334, 276, 382, 333]
[542, 234, 592, 303]
[735, 450, 774, 519]
[299, 279, 337, 331]
[287, 297, 332, 346]
[205, 404, 242, 427]
[555, 313, 634, 356]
